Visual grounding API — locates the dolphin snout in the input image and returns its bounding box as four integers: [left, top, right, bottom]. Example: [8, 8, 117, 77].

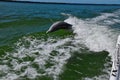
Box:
[46, 30, 50, 33]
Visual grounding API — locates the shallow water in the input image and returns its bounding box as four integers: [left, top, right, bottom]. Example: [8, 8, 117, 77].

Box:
[0, 2, 120, 80]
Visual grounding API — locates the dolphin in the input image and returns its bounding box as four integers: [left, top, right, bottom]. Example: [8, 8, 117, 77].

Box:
[46, 21, 72, 33]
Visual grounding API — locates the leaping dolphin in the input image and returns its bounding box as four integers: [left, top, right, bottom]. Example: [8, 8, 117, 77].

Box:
[46, 21, 72, 33]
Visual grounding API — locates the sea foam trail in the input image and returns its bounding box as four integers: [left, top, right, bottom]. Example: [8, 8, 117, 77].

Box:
[0, 10, 120, 80]
[0, 37, 74, 80]
[64, 10, 120, 80]
[64, 10, 119, 58]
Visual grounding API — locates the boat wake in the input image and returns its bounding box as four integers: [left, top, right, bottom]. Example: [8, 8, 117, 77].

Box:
[0, 9, 120, 80]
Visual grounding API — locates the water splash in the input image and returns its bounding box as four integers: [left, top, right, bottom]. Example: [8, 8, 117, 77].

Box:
[64, 10, 119, 57]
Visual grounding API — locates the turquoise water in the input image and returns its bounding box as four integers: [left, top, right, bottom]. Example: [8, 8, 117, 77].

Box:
[0, 2, 120, 80]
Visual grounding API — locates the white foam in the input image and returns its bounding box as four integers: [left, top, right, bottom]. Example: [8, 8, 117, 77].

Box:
[0, 37, 73, 80]
[86, 9, 120, 26]
[91, 13, 115, 23]
[65, 16, 117, 56]
[0, 65, 9, 73]
[22, 67, 38, 79]
[1, 73, 18, 80]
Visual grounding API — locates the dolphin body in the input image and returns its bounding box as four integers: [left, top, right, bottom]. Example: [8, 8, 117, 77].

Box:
[46, 21, 72, 33]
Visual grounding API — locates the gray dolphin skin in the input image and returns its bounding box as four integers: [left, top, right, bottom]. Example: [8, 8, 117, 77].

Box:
[46, 21, 72, 33]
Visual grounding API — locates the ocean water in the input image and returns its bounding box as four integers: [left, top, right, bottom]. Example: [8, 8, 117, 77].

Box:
[0, 1, 120, 80]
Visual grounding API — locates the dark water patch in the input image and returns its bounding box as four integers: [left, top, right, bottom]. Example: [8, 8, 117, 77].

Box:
[30, 30, 73, 40]
[102, 8, 120, 13]
[35, 76, 52, 80]
[77, 9, 100, 18]
[0, 17, 53, 28]
[0, 45, 13, 57]
[109, 23, 120, 30]
[59, 51, 110, 80]
[0, 32, 25, 46]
